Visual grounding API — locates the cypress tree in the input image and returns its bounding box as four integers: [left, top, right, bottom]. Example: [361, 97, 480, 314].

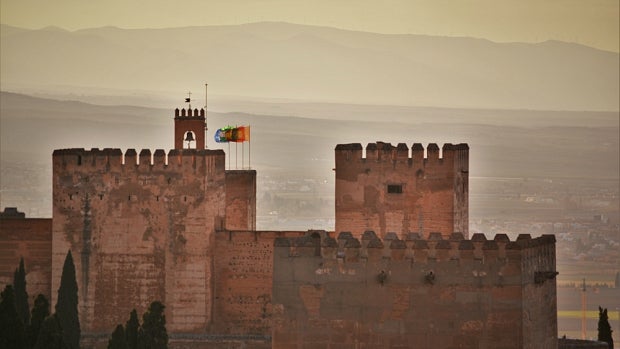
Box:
[598, 306, 614, 349]
[56, 250, 80, 349]
[108, 324, 128, 349]
[125, 309, 140, 349]
[34, 314, 64, 349]
[28, 294, 50, 348]
[0, 284, 26, 349]
[14, 257, 30, 326]
[137, 301, 168, 349]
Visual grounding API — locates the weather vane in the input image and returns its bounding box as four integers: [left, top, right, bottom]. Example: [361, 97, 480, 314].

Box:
[185, 91, 192, 109]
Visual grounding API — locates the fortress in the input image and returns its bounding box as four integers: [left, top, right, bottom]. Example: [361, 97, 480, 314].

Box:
[0, 107, 558, 348]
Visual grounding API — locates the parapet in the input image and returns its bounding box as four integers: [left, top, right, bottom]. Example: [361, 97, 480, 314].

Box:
[276, 231, 555, 263]
[0, 207, 26, 219]
[335, 141, 469, 164]
[53, 148, 225, 168]
[174, 108, 205, 119]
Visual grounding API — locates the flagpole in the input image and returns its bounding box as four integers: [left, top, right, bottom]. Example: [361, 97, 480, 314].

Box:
[248, 125, 251, 169]
[227, 143, 230, 170]
[204, 83, 208, 149]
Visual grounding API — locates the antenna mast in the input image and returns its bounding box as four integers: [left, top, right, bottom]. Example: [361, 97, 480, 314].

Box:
[205, 83, 209, 149]
[581, 278, 587, 339]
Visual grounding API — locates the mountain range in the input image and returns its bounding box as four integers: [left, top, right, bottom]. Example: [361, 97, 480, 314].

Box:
[1, 22, 618, 111]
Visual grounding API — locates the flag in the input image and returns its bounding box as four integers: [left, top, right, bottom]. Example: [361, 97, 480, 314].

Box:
[214, 126, 250, 143]
[214, 126, 231, 143]
[185, 98, 191, 102]
[233, 126, 250, 142]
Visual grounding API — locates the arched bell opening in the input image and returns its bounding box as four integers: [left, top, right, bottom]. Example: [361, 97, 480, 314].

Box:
[183, 131, 196, 149]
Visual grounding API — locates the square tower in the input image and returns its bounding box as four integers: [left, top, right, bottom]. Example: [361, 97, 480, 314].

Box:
[174, 108, 206, 149]
[334, 142, 469, 239]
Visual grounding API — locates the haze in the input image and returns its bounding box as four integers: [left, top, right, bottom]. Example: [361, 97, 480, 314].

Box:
[2, 0, 618, 52]
[1, 0, 619, 338]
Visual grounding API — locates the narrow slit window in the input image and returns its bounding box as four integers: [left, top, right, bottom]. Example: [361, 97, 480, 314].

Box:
[387, 184, 403, 194]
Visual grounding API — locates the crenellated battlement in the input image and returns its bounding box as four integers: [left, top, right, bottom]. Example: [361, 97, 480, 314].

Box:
[53, 148, 225, 169]
[174, 108, 205, 119]
[274, 230, 555, 265]
[335, 141, 469, 164]
[335, 141, 469, 238]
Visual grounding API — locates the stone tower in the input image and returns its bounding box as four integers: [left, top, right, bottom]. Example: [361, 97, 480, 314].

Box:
[174, 108, 206, 149]
[50, 106, 256, 335]
[334, 142, 469, 239]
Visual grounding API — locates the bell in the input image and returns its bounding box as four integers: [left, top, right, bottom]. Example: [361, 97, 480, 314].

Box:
[184, 132, 195, 142]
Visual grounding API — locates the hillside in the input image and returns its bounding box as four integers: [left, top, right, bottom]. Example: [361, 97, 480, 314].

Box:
[1, 22, 618, 111]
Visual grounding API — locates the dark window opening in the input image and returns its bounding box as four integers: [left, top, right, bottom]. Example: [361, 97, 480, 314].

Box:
[387, 184, 403, 194]
[311, 232, 321, 256]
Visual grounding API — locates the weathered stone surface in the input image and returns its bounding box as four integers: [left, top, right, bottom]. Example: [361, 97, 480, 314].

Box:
[225, 170, 257, 231]
[5, 132, 559, 349]
[272, 234, 557, 349]
[212, 230, 304, 335]
[334, 142, 469, 239]
[51, 146, 255, 334]
[0, 217, 52, 303]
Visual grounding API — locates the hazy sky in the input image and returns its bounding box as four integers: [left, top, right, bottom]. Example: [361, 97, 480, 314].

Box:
[1, 0, 618, 52]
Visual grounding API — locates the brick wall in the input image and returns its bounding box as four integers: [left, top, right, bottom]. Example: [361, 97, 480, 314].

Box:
[52, 148, 226, 334]
[225, 170, 257, 231]
[0, 217, 52, 303]
[272, 232, 557, 349]
[212, 230, 306, 335]
[335, 142, 469, 239]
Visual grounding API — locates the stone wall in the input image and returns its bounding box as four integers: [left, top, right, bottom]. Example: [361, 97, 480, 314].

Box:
[0, 216, 52, 303]
[335, 142, 469, 239]
[52, 148, 226, 334]
[212, 230, 306, 336]
[272, 231, 557, 349]
[520, 234, 559, 349]
[225, 170, 257, 231]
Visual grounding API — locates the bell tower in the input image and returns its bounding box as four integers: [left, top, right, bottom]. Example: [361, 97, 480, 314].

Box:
[174, 107, 206, 149]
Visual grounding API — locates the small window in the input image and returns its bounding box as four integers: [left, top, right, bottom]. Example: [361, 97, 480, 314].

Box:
[387, 184, 403, 194]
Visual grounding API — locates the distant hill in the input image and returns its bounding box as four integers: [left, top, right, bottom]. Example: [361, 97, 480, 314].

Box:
[1, 91, 618, 179]
[1, 22, 618, 111]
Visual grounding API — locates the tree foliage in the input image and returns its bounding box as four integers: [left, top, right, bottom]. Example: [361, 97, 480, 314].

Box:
[108, 324, 128, 349]
[108, 303, 168, 349]
[14, 257, 30, 326]
[0, 285, 26, 349]
[56, 250, 80, 349]
[28, 294, 50, 348]
[598, 306, 614, 349]
[138, 301, 168, 349]
[125, 309, 140, 349]
[34, 314, 64, 349]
